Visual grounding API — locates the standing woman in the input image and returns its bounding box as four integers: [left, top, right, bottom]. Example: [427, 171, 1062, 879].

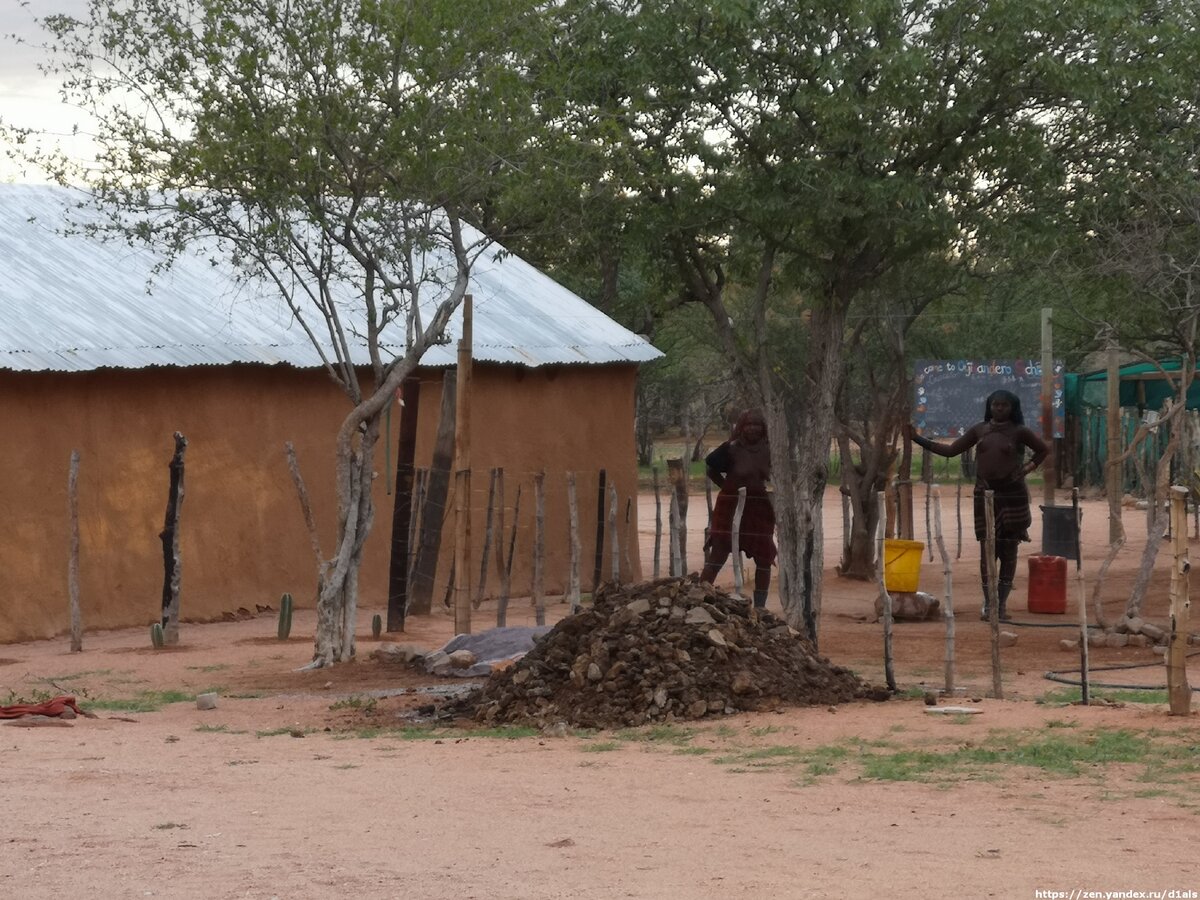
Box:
[905, 390, 1049, 621]
[700, 409, 777, 608]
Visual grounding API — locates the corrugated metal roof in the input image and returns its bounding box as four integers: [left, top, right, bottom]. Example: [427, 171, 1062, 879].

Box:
[0, 184, 662, 372]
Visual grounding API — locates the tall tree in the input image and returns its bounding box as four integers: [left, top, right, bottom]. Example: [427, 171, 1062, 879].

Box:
[14, 0, 540, 665]
[529, 0, 1196, 639]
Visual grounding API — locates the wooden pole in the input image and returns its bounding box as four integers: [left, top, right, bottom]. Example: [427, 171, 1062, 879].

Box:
[1167, 484, 1191, 715]
[875, 490, 895, 692]
[453, 294, 473, 636]
[609, 482, 620, 585]
[652, 466, 663, 579]
[1106, 338, 1124, 543]
[1074, 487, 1090, 705]
[623, 497, 633, 583]
[667, 458, 689, 574]
[932, 485, 955, 694]
[67, 450, 82, 653]
[1041, 307, 1056, 505]
[408, 468, 426, 585]
[566, 472, 581, 612]
[955, 480, 963, 559]
[923, 451, 933, 560]
[704, 475, 713, 549]
[731, 486, 747, 597]
[160, 432, 187, 645]
[497, 482, 520, 627]
[593, 469, 607, 591]
[473, 467, 498, 610]
[898, 480, 913, 540]
[409, 370, 456, 615]
[533, 471, 546, 626]
[386, 376, 421, 632]
[494, 467, 505, 584]
[984, 490, 1002, 699]
[668, 492, 681, 577]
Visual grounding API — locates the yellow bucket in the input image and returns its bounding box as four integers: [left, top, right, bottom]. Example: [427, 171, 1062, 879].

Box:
[883, 539, 924, 593]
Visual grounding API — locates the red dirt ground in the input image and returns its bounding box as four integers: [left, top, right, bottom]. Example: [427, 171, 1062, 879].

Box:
[0, 487, 1196, 899]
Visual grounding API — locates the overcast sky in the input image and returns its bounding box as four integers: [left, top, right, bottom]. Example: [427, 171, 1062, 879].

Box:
[0, 1, 95, 182]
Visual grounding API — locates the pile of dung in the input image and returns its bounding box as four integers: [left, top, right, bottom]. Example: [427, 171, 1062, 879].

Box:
[461, 576, 874, 729]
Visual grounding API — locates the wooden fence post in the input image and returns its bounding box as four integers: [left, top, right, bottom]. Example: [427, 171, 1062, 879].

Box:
[875, 490, 895, 693]
[68, 450, 82, 653]
[984, 490, 1002, 699]
[567, 472, 581, 613]
[652, 467, 663, 579]
[534, 472, 546, 626]
[160, 432, 187, 646]
[731, 486, 747, 597]
[931, 485, 954, 694]
[1167, 485, 1191, 715]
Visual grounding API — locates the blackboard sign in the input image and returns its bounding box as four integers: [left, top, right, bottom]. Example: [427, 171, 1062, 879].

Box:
[913, 359, 1065, 438]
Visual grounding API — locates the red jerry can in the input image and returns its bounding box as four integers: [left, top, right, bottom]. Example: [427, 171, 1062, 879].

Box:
[1027, 554, 1068, 614]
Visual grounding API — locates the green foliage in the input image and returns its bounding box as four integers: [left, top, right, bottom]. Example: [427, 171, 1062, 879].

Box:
[149, 623, 165, 649]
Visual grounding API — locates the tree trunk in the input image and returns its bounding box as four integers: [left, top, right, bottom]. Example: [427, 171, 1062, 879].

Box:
[771, 300, 847, 644]
[312, 422, 377, 666]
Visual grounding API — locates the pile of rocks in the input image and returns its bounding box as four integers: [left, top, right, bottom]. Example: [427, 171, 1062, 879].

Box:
[462, 576, 874, 729]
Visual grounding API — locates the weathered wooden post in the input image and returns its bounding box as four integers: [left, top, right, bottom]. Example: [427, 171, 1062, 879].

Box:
[533, 471, 546, 626]
[875, 490, 895, 693]
[566, 472, 582, 613]
[1167, 484, 1191, 715]
[731, 486, 747, 597]
[472, 467, 498, 610]
[932, 485, 955, 694]
[160, 432, 187, 645]
[984, 490, 1002, 699]
[409, 370, 456, 615]
[667, 457, 689, 573]
[652, 467, 663, 578]
[668, 492, 681, 577]
[1073, 487, 1090, 705]
[609, 482, 620, 585]
[496, 481, 520, 628]
[68, 450, 82, 653]
[593, 469, 607, 591]
[386, 375, 420, 632]
[623, 497, 633, 584]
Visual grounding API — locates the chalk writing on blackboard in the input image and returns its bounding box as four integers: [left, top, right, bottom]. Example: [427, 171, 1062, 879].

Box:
[913, 359, 1065, 438]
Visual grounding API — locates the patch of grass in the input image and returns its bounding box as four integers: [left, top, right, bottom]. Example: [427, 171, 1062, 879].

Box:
[613, 724, 695, 746]
[334, 764, 360, 770]
[749, 725, 783, 737]
[581, 741, 621, 753]
[860, 728, 1158, 782]
[329, 695, 378, 713]
[194, 724, 229, 733]
[152, 822, 187, 830]
[256, 727, 314, 738]
[674, 746, 713, 756]
[225, 692, 265, 700]
[1038, 687, 1170, 706]
[87, 690, 195, 712]
[185, 664, 230, 673]
[713, 725, 737, 739]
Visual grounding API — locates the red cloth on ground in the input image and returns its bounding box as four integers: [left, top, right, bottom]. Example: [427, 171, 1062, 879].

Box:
[0, 695, 85, 718]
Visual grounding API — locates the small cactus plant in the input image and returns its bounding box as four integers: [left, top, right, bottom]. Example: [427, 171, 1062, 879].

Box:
[150, 622, 165, 649]
[277, 592, 293, 640]
[371, 614, 382, 639]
